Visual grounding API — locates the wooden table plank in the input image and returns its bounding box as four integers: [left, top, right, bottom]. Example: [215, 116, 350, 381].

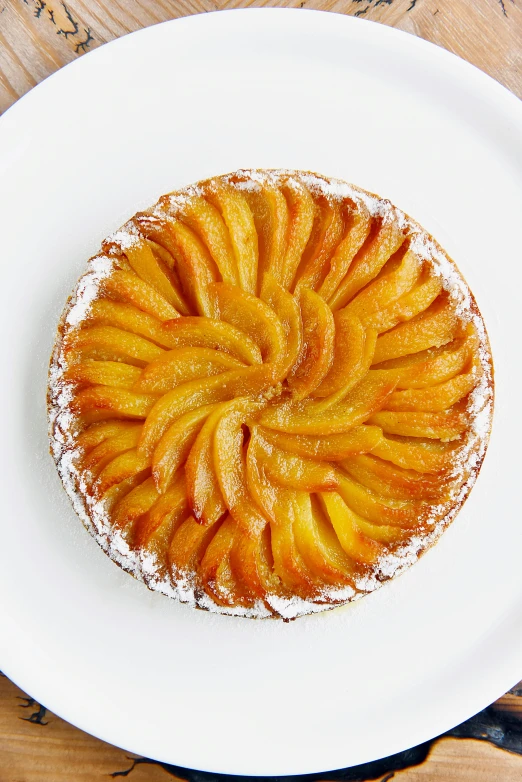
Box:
[1, 1, 522, 779]
[393, 738, 522, 781]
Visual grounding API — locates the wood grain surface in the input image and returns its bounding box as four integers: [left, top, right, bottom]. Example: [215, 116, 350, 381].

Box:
[1, 1, 522, 780]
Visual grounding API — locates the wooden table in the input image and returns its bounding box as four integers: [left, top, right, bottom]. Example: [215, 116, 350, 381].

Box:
[1, 1, 521, 779]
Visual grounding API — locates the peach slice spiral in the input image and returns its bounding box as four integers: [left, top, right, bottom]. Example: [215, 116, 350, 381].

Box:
[49, 169, 493, 619]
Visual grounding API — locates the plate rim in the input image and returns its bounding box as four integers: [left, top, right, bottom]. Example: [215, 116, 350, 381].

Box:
[3, 8, 522, 127]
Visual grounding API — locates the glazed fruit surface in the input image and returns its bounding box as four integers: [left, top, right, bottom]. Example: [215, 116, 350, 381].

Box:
[49, 170, 493, 619]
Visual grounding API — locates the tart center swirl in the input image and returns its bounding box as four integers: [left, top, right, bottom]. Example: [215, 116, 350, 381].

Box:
[50, 170, 492, 618]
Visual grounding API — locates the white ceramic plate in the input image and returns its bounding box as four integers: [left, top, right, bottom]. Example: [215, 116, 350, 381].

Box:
[1, 9, 521, 775]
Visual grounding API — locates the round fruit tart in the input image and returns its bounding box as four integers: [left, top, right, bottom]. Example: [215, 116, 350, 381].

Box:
[49, 169, 493, 619]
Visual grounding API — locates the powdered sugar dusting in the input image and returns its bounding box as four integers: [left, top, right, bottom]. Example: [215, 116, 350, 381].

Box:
[48, 169, 494, 621]
[409, 231, 474, 318]
[65, 255, 114, 327]
[106, 225, 142, 252]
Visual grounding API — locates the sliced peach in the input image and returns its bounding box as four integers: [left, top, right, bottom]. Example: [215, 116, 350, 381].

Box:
[166, 193, 239, 286]
[371, 435, 459, 474]
[203, 181, 259, 294]
[133, 347, 245, 395]
[133, 474, 188, 569]
[353, 515, 410, 543]
[86, 300, 173, 347]
[267, 496, 321, 595]
[365, 273, 442, 333]
[261, 371, 397, 435]
[214, 416, 281, 599]
[168, 516, 222, 581]
[95, 448, 151, 498]
[213, 398, 268, 538]
[251, 429, 338, 492]
[130, 214, 214, 316]
[336, 473, 429, 529]
[71, 386, 157, 419]
[64, 361, 142, 390]
[317, 198, 372, 301]
[145, 238, 185, 284]
[310, 362, 397, 422]
[246, 436, 330, 595]
[111, 476, 159, 533]
[185, 404, 231, 526]
[107, 234, 189, 314]
[101, 270, 180, 321]
[101, 473, 149, 516]
[314, 316, 377, 406]
[367, 408, 468, 441]
[328, 212, 405, 309]
[152, 404, 216, 494]
[258, 425, 382, 461]
[80, 425, 143, 475]
[230, 526, 285, 608]
[67, 325, 164, 366]
[343, 246, 421, 321]
[138, 367, 273, 458]
[313, 314, 365, 398]
[293, 195, 345, 292]
[138, 374, 230, 458]
[278, 178, 315, 289]
[294, 493, 356, 586]
[75, 421, 142, 452]
[198, 513, 237, 604]
[78, 410, 134, 427]
[384, 371, 477, 412]
[372, 296, 458, 364]
[374, 337, 473, 389]
[242, 180, 288, 289]
[228, 529, 265, 604]
[260, 274, 302, 377]
[246, 433, 279, 517]
[160, 217, 220, 317]
[319, 492, 383, 565]
[341, 454, 448, 501]
[288, 288, 335, 399]
[161, 317, 262, 365]
[199, 514, 255, 607]
[247, 456, 319, 595]
[209, 282, 285, 363]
